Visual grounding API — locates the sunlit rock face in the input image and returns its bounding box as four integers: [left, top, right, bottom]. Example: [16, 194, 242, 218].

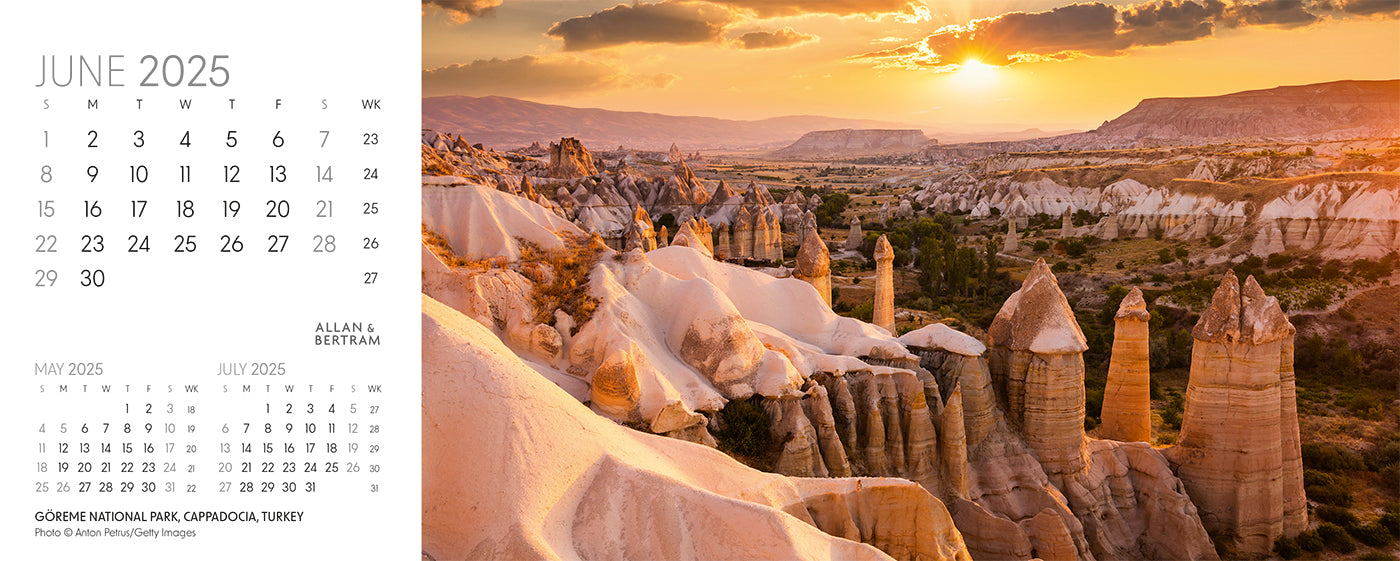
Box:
[1100, 287, 1151, 443]
[982, 259, 1219, 561]
[1166, 271, 1306, 555]
[795, 227, 832, 306]
[873, 235, 895, 334]
[547, 137, 597, 179]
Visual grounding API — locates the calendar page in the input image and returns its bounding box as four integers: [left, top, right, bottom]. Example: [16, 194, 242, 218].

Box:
[1, 1, 420, 559]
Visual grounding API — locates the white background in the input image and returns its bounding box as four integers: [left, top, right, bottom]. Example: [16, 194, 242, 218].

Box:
[0, 1, 421, 558]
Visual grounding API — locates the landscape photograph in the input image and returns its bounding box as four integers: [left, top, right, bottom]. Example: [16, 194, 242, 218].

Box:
[418, 1, 1400, 560]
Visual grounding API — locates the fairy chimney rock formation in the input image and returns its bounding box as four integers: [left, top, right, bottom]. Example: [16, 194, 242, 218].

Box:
[632, 206, 657, 251]
[986, 258, 1089, 482]
[657, 225, 669, 248]
[873, 235, 895, 334]
[1059, 209, 1074, 238]
[795, 227, 832, 306]
[1168, 271, 1305, 555]
[846, 215, 863, 251]
[767, 209, 784, 262]
[735, 207, 753, 261]
[1100, 287, 1152, 443]
[715, 223, 729, 259]
[547, 137, 598, 179]
[1003, 219, 1020, 253]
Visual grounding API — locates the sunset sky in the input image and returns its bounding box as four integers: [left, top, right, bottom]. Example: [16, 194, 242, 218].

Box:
[423, 0, 1400, 131]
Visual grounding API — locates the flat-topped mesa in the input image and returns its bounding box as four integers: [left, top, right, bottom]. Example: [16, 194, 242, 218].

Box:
[1100, 287, 1152, 443]
[795, 227, 832, 306]
[986, 259, 1089, 481]
[1169, 271, 1304, 555]
[1003, 219, 1019, 253]
[734, 206, 753, 261]
[547, 137, 597, 179]
[873, 235, 895, 334]
[846, 215, 863, 251]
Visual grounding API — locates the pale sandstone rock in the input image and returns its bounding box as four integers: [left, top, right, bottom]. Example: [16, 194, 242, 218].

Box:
[796, 226, 833, 306]
[1060, 209, 1074, 238]
[766, 396, 829, 477]
[1003, 219, 1020, 253]
[591, 342, 644, 422]
[1025, 508, 1078, 561]
[938, 382, 971, 500]
[874, 235, 895, 334]
[987, 259, 1088, 480]
[735, 206, 753, 260]
[424, 295, 971, 561]
[847, 215, 864, 251]
[715, 223, 730, 259]
[803, 384, 853, 477]
[1168, 272, 1304, 555]
[768, 208, 785, 261]
[546, 137, 597, 179]
[1100, 287, 1151, 443]
[796, 478, 973, 561]
[657, 225, 669, 248]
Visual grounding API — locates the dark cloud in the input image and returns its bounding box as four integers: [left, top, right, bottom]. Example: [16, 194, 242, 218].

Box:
[546, 1, 737, 51]
[854, 0, 1397, 71]
[735, 27, 818, 49]
[1328, 0, 1400, 16]
[707, 0, 920, 17]
[422, 0, 502, 23]
[422, 56, 677, 97]
[1224, 0, 1319, 27]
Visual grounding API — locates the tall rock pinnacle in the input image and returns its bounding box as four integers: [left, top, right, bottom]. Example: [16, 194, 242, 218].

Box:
[873, 235, 895, 334]
[1168, 271, 1305, 555]
[1100, 287, 1151, 442]
[795, 227, 831, 306]
[986, 258, 1089, 481]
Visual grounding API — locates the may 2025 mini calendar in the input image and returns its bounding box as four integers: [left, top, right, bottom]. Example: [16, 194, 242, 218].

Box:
[2, 2, 419, 558]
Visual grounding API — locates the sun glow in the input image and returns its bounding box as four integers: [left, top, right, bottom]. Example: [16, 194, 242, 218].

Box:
[953, 59, 999, 86]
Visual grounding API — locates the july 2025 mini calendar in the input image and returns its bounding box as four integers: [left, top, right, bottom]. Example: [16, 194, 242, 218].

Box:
[1, 2, 419, 558]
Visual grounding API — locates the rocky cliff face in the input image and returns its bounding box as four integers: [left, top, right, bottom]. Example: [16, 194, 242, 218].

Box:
[911, 170, 1400, 259]
[771, 129, 931, 160]
[1166, 272, 1306, 555]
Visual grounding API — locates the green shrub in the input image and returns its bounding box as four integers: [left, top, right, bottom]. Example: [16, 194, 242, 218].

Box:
[1295, 529, 1325, 552]
[1380, 511, 1399, 536]
[1033, 240, 1050, 252]
[1304, 469, 1338, 487]
[716, 397, 772, 460]
[1051, 261, 1070, 273]
[1158, 248, 1173, 264]
[1316, 504, 1358, 528]
[1358, 553, 1397, 561]
[1349, 522, 1396, 548]
[1307, 480, 1354, 507]
[1303, 442, 1366, 472]
[1208, 235, 1225, 248]
[1318, 522, 1357, 553]
[1273, 535, 1302, 559]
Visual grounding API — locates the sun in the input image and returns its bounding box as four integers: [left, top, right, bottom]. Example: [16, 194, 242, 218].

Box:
[953, 59, 999, 86]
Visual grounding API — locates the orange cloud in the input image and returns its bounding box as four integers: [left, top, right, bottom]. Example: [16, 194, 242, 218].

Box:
[423, 56, 678, 97]
[734, 27, 818, 49]
[853, 0, 1397, 71]
[546, 2, 737, 51]
[422, 0, 502, 24]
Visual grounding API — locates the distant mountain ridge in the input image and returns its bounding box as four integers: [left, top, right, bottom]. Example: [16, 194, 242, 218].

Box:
[422, 96, 919, 151]
[1032, 80, 1400, 150]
